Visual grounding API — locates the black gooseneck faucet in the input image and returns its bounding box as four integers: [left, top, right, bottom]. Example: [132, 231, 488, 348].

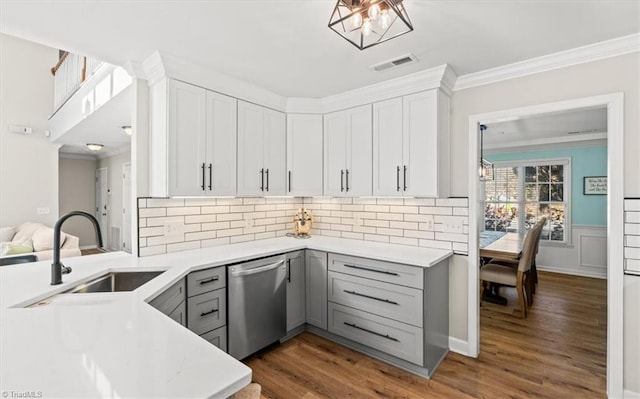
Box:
[51, 211, 104, 285]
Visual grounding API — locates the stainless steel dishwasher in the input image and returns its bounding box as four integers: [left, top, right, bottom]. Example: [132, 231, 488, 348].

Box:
[227, 254, 287, 359]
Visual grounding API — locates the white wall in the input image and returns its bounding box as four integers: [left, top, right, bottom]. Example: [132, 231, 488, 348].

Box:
[98, 152, 130, 250]
[448, 53, 639, 393]
[0, 34, 59, 227]
[58, 157, 97, 247]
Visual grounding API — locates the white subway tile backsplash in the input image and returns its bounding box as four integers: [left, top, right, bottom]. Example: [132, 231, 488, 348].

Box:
[138, 196, 469, 257]
[624, 199, 640, 211]
[626, 211, 640, 223]
[624, 199, 640, 274]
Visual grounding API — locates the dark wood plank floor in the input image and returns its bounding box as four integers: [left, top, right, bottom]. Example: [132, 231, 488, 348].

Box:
[244, 271, 607, 398]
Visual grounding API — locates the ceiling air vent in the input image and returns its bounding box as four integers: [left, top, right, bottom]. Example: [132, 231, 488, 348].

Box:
[371, 53, 418, 72]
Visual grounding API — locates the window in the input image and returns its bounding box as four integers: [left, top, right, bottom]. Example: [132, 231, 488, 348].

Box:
[484, 159, 570, 243]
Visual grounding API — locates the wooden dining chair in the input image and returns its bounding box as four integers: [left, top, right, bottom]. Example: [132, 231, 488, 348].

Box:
[480, 220, 541, 317]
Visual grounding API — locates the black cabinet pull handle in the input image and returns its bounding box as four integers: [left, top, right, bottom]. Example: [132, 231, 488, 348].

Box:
[396, 166, 400, 191]
[199, 276, 219, 285]
[344, 289, 399, 305]
[265, 169, 269, 192]
[260, 168, 264, 191]
[343, 322, 399, 342]
[346, 169, 350, 192]
[288, 171, 292, 193]
[208, 163, 213, 191]
[287, 259, 291, 283]
[403, 165, 407, 191]
[201, 163, 206, 191]
[340, 170, 344, 192]
[200, 308, 219, 317]
[343, 263, 399, 276]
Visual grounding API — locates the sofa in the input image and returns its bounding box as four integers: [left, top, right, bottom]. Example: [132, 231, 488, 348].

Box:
[0, 222, 81, 261]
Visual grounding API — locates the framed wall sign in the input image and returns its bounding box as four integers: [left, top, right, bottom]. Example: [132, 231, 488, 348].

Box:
[584, 176, 607, 195]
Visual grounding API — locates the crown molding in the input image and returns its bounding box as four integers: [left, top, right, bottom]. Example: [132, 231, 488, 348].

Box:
[319, 64, 456, 114]
[485, 132, 607, 154]
[141, 51, 287, 112]
[286, 97, 324, 114]
[454, 33, 640, 91]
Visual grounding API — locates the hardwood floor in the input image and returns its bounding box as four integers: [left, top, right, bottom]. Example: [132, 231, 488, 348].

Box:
[244, 271, 607, 398]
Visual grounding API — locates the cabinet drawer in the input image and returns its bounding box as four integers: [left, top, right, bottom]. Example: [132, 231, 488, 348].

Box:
[149, 278, 186, 315]
[201, 326, 227, 352]
[187, 288, 227, 335]
[187, 266, 226, 297]
[328, 302, 423, 366]
[167, 300, 186, 326]
[328, 253, 423, 289]
[328, 271, 423, 327]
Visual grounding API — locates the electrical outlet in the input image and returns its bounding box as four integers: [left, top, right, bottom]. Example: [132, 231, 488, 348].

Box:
[355, 215, 362, 227]
[164, 220, 184, 237]
[245, 218, 254, 228]
[441, 216, 465, 233]
[37, 207, 50, 215]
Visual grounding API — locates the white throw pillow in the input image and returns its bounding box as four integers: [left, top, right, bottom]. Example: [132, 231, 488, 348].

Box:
[0, 226, 16, 242]
[32, 227, 67, 251]
[13, 222, 47, 242]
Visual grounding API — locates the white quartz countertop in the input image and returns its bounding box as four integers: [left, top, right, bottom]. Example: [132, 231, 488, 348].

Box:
[0, 236, 452, 398]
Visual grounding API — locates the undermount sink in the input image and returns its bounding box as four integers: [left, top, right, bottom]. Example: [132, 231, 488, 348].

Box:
[64, 271, 165, 294]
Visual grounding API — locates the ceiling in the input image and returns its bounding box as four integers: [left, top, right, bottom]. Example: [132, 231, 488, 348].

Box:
[1, 1, 638, 98]
[484, 107, 608, 150]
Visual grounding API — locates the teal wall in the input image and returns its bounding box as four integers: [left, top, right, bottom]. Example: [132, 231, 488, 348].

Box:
[487, 145, 607, 226]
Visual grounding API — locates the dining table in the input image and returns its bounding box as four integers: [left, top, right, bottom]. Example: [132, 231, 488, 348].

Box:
[479, 231, 525, 305]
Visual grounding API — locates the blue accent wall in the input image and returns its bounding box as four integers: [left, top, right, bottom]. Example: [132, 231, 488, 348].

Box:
[487, 145, 607, 226]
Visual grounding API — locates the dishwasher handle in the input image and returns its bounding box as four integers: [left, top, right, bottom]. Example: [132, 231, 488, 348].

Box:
[230, 260, 285, 277]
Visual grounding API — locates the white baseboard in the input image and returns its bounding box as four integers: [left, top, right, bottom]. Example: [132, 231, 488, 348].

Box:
[625, 389, 640, 399]
[448, 336, 472, 356]
[537, 264, 606, 279]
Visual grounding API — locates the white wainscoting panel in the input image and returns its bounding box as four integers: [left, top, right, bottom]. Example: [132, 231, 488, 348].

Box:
[537, 225, 607, 278]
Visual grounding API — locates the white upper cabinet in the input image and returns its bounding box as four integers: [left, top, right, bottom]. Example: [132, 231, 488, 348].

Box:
[150, 79, 237, 197]
[286, 114, 323, 196]
[373, 89, 450, 198]
[237, 101, 286, 196]
[323, 105, 372, 197]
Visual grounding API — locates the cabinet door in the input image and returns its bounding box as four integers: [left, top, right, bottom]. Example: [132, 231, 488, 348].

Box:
[168, 301, 187, 326]
[373, 98, 404, 196]
[323, 111, 347, 197]
[206, 91, 237, 196]
[403, 90, 438, 197]
[287, 114, 323, 196]
[346, 104, 373, 197]
[168, 80, 207, 196]
[237, 101, 265, 196]
[286, 250, 306, 332]
[264, 108, 286, 195]
[305, 250, 327, 330]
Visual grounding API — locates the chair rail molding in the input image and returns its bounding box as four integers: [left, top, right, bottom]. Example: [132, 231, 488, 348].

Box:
[454, 32, 640, 91]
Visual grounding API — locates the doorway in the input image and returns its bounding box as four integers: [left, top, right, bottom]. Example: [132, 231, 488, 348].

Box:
[467, 93, 624, 397]
[95, 167, 108, 247]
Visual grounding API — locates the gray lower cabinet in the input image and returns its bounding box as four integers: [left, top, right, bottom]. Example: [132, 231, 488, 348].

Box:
[326, 253, 449, 376]
[149, 278, 187, 327]
[186, 265, 228, 351]
[305, 250, 328, 330]
[286, 250, 306, 332]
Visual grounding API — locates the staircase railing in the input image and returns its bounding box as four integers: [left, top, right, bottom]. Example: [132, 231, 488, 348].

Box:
[51, 51, 103, 112]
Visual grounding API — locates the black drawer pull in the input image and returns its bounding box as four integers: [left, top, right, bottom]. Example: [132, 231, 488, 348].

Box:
[344, 290, 399, 305]
[343, 264, 399, 276]
[344, 322, 399, 342]
[199, 276, 219, 285]
[201, 308, 219, 317]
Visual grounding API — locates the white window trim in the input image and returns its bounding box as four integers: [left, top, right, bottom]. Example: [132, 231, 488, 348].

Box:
[489, 157, 572, 245]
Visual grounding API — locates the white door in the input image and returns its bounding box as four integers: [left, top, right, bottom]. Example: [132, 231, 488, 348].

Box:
[263, 108, 286, 195]
[122, 163, 132, 253]
[324, 111, 347, 197]
[206, 91, 237, 196]
[346, 104, 373, 197]
[168, 79, 207, 196]
[373, 98, 404, 196]
[95, 167, 108, 248]
[403, 90, 438, 197]
[237, 101, 266, 196]
[287, 114, 323, 196]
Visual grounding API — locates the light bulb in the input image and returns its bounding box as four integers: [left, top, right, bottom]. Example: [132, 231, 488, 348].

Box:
[351, 12, 363, 29]
[362, 19, 372, 36]
[380, 10, 390, 29]
[368, 4, 380, 20]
